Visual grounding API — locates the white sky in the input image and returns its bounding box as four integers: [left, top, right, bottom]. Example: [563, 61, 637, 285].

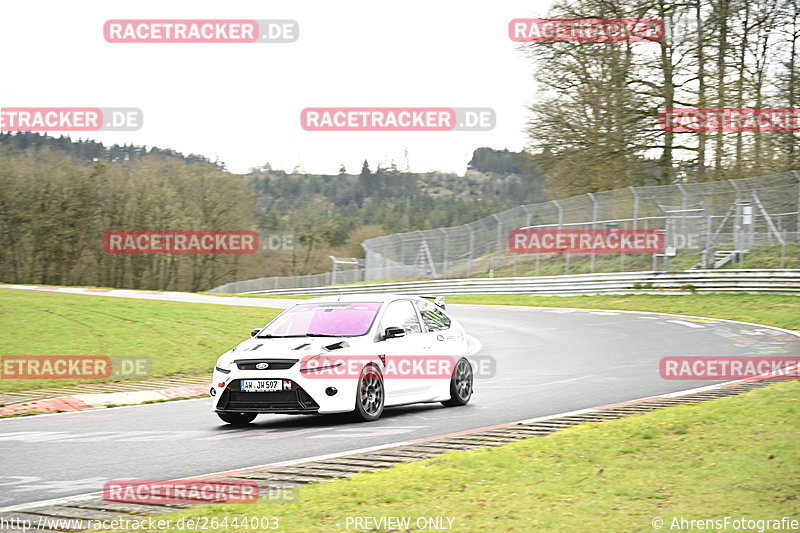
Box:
[1, 1, 554, 174]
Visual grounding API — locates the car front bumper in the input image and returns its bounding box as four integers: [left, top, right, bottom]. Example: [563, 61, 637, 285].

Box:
[210, 365, 359, 415]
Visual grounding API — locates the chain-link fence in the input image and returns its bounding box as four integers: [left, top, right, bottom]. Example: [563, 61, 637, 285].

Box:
[362, 170, 800, 280]
[208, 171, 800, 293]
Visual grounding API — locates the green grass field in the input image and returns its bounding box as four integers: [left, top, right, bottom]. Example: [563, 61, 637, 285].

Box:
[0, 290, 281, 393]
[460, 242, 800, 279]
[107, 381, 800, 532]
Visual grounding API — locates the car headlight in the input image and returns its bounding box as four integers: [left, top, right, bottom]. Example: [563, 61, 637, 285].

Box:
[300, 356, 343, 373]
[300, 363, 343, 373]
[215, 356, 231, 374]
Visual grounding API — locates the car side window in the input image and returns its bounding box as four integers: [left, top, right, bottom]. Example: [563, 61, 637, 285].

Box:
[380, 300, 422, 334]
[416, 300, 451, 332]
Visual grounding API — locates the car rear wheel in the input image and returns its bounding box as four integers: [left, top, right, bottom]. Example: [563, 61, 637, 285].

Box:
[352, 364, 384, 422]
[218, 412, 257, 425]
[441, 358, 473, 407]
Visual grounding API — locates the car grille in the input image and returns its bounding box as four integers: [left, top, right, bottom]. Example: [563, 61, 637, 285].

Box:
[234, 359, 298, 370]
[216, 379, 319, 413]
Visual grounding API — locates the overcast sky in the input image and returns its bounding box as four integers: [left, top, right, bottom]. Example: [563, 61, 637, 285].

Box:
[1, 1, 555, 174]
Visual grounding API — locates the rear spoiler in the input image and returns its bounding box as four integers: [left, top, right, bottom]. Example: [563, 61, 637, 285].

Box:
[421, 296, 446, 310]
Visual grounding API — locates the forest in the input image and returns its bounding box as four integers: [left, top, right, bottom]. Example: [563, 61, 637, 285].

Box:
[0, 135, 544, 290]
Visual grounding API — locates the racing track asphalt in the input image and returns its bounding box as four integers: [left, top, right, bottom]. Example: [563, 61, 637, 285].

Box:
[1, 295, 798, 508]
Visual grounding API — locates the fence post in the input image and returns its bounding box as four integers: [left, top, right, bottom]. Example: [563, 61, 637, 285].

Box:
[439, 228, 449, 278]
[629, 187, 639, 229]
[728, 178, 741, 201]
[521, 205, 532, 228]
[793, 170, 800, 235]
[676, 183, 688, 238]
[588, 193, 597, 273]
[467, 224, 475, 278]
[780, 235, 786, 268]
[414, 230, 424, 277]
[398, 235, 406, 265]
[551, 200, 564, 274]
[493, 214, 503, 254]
[553, 200, 563, 228]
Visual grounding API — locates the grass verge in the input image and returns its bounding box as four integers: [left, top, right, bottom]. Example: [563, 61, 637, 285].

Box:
[447, 293, 800, 331]
[0, 290, 281, 393]
[107, 381, 800, 532]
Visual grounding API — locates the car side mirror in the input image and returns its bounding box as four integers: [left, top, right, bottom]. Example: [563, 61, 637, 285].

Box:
[383, 326, 406, 339]
[251, 328, 261, 337]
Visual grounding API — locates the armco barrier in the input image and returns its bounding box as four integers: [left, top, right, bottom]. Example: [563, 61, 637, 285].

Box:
[244, 269, 800, 297]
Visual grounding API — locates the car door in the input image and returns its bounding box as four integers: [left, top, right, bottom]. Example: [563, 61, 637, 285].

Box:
[375, 299, 426, 403]
[414, 299, 461, 399]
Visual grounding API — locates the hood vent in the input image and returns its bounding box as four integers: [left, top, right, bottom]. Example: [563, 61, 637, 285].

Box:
[323, 340, 349, 351]
[293, 343, 311, 350]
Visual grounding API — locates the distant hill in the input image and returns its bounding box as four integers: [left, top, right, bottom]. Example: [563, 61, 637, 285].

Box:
[0, 132, 219, 167]
[248, 148, 547, 240]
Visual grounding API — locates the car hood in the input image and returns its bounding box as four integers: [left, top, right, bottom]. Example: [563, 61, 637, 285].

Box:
[216, 336, 357, 365]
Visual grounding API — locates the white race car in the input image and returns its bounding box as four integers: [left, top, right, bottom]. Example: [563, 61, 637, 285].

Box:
[211, 294, 474, 424]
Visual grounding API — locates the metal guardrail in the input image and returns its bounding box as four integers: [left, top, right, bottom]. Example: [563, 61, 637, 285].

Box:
[245, 269, 800, 297]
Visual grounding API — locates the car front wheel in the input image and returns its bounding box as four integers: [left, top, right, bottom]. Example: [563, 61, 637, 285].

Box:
[352, 364, 384, 422]
[218, 412, 257, 425]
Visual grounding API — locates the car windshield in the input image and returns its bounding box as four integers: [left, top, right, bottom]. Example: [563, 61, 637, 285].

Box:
[257, 302, 381, 337]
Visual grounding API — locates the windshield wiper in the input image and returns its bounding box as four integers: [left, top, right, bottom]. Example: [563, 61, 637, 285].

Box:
[305, 333, 349, 337]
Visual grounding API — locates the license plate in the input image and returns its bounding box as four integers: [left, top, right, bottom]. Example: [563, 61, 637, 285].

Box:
[241, 379, 280, 392]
